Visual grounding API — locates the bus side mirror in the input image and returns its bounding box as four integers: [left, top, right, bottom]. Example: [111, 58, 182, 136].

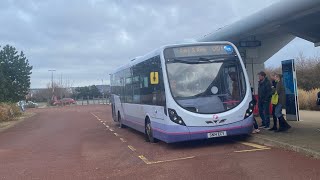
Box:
[150, 72, 159, 85]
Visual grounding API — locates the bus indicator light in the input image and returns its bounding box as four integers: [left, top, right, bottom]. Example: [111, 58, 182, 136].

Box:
[224, 45, 234, 54]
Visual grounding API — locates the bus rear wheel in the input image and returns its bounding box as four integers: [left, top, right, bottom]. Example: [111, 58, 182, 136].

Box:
[145, 118, 157, 143]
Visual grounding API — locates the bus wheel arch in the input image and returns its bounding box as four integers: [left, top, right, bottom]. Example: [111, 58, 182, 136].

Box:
[145, 116, 157, 143]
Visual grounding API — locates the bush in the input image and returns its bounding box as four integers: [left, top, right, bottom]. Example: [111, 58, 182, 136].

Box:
[308, 89, 320, 110]
[298, 89, 309, 110]
[298, 88, 320, 110]
[0, 105, 10, 121]
[0, 103, 22, 122]
[10, 103, 22, 116]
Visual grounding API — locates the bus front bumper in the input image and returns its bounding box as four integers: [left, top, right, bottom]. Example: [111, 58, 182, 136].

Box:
[152, 116, 253, 143]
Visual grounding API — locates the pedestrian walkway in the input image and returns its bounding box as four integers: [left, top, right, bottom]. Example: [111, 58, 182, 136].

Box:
[248, 110, 320, 159]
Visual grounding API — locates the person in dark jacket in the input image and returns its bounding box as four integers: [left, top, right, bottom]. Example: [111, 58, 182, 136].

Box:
[269, 73, 278, 131]
[257, 71, 272, 128]
[273, 74, 291, 132]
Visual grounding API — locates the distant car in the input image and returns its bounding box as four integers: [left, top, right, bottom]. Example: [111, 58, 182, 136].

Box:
[16, 100, 26, 111]
[16, 100, 25, 107]
[24, 101, 38, 108]
[52, 100, 61, 106]
[51, 98, 76, 106]
[60, 98, 76, 105]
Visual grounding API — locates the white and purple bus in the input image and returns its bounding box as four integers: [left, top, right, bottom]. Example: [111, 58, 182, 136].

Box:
[110, 42, 254, 143]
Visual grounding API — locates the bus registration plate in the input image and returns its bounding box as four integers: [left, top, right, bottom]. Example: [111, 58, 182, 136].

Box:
[207, 131, 227, 138]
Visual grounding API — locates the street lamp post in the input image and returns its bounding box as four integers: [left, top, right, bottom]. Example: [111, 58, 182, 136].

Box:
[48, 70, 56, 95]
[101, 79, 105, 104]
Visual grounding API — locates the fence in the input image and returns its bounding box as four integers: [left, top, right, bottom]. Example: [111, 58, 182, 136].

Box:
[76, 97, 110, 105]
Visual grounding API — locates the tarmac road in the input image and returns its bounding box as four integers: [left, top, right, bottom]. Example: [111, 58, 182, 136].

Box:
[0, 105, 319, 180]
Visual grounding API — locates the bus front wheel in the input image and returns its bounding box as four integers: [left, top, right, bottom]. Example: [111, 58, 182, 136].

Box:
[145, 118, 157, 143]
[118, 112, 125, 128]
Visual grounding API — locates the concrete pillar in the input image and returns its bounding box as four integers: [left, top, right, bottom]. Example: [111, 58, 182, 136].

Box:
[245, 62, 264, 95]
[240, 48, 264, 95]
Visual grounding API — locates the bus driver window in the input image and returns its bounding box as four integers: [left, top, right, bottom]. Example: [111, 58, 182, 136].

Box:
[228, 71, 240, 100]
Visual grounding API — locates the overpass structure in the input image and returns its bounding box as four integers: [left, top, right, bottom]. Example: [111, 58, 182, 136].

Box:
[197, 0, 320, 93]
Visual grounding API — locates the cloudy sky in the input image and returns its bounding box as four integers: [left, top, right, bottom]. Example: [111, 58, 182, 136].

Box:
[0, 0, 319, 88]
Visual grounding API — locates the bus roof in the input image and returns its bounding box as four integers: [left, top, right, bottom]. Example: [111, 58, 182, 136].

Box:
[110, 47, 162, 74]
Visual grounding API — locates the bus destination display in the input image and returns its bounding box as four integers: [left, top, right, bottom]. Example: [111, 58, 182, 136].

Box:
[172, 45, 234, 57]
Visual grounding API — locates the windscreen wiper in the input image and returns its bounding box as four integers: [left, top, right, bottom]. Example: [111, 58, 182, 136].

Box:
[199, 57, 235, 62]
[170, 58, 221, 64]
[170, 58, 202, 64]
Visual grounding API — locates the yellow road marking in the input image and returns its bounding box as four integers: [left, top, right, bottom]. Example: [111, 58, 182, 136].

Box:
[139, 155, 150, 164]
[128, 145, 136, 152]
[94, 111, 196, 165]
[233, 141, 271, 153]
[240, 142, 268, 149]
[235, 148, 271, 153]
[138, 155, 195, 165]
[149, 156, 195, 164]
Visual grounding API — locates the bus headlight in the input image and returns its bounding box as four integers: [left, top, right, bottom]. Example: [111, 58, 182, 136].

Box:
[168, 108, 186, 126]
[244, 101, 255, 119]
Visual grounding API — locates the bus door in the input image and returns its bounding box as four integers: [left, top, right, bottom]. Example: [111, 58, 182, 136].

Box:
[151, 90, 165, 120]
[150, 56, 165, 120]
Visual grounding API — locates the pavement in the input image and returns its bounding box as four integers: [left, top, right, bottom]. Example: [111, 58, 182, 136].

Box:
[0, 105, 319, 179]
[249, 110, 320, 159]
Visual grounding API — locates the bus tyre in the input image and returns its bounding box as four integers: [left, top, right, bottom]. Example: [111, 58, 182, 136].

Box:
[145, 119, 157, 143]
[118, 112, 125, 128]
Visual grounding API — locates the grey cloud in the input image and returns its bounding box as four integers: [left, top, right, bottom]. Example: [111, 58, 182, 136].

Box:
[3, 0, 317, 88]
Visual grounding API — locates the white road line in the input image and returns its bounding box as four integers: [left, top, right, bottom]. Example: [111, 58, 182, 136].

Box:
[114, 133, 119, 136]
[90, 113, 98, 118]
[120, 138, 127, 143]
